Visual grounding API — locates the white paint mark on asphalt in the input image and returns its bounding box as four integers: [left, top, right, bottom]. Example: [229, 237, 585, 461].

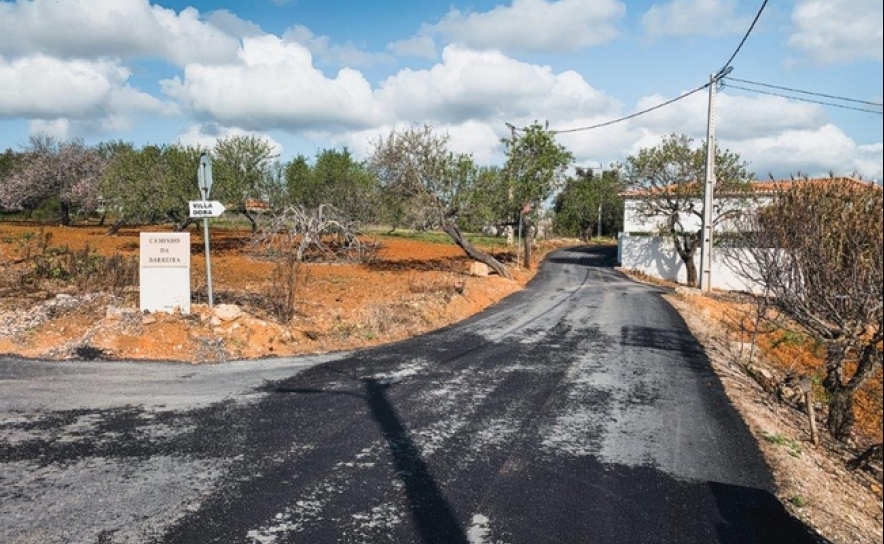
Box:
[468, 513, 510, 544]
[350, 501, 404, 537]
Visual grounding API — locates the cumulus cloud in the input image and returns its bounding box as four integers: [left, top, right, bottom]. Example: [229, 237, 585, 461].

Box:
[853, 143, 884, 181]
[0, 54, 175, 119]
[387, 35, 438, 59]
[206, 9, 264, 39]
[282, 25, 396, 68]
[724, 124, 870, 178]
[27, 118, 73, 140]
[422, 0, 624, 54]
[175, 123, 284, 156]
[550, 87, 876, 180]
[788, 0, 883, 64]
[716, 93, 826, 140]
[161, 35, 379, 131]
[0, 0, 241, 66]
[641, 0, 749, 38]
[377, 46, 618, 126]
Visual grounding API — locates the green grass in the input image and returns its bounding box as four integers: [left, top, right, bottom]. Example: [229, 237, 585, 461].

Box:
[760, 431, 803, 457]
[371, 228, 508, 249]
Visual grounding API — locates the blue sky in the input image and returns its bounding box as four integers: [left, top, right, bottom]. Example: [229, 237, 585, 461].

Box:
[1, 0, 881, 181]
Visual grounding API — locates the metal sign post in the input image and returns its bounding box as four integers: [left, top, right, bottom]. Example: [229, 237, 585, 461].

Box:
[196, 153, 215, 308]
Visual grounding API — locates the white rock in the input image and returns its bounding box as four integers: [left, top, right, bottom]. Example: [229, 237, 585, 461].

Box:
[468, 262, 490, 277]
[213, 304, 243, 322]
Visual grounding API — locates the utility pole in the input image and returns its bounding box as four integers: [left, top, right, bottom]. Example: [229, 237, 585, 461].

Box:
[699, 72, 718, 293]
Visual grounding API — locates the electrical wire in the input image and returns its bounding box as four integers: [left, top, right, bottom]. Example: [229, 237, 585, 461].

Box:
[544, 82, 711, 135]
[725, 76, 883, 107]
[716, 0, 769, 77]
[724, 83, 884, 114]
[510, 2, 769, 135]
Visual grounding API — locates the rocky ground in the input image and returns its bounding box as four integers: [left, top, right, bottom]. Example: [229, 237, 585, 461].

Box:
[0, 222, 881, 544]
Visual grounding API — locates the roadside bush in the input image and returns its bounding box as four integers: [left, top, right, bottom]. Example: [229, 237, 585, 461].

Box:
[23, 242, 138, 296]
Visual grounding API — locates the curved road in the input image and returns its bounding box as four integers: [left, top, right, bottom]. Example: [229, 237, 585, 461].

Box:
[0, 245, 826, 543]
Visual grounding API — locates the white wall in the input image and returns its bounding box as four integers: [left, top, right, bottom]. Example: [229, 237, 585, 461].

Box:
[617, 233, 763, 293]
[622, 195, 767, 235]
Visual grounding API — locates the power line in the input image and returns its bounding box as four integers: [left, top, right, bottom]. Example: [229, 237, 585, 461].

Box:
[531, 1, 768, 135]
[544, 82, 711, 135]
[724, 83, 884, 114]
[716, 0, 769, 77]
[725, 76, 883, 107]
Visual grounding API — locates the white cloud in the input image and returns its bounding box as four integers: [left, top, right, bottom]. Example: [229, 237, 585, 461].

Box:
[716, 92, 825, 140]
[0, 0, 241, 66]
[387, 35, 438, 59]
[28, 118, 72, 140]
[206, 9, 264, 39]
[788, 0, 883, 64]
[853, 143, 884, 182]
[641, 0, 749, 38]
[175, 124, 284, 156]
[725, 124, 872, 179]
[551, 88, 878, 181]
[0, 54, 175, 119]
[283, 25, 396, 68]
[161, 35, 380, 131]
[377, 46, 618, 126]
[557, 122, 637, 168]
[426, 0, 625, 53]
[443, 120, 504, 164]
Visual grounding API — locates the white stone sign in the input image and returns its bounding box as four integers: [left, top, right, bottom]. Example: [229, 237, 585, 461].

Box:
[140, 232, 191, 314]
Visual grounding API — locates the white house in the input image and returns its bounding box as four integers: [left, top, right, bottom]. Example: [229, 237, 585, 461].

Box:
[617, 177, 874, 293]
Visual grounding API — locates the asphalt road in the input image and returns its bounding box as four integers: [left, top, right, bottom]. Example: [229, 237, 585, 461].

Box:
[0, 245, 826, 544]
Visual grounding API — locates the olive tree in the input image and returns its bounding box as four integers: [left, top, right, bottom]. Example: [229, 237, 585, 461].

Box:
[98, 142, 204, 233]
[211, 135, 277, 232]
[620, 133, 752, 286]
[554, 167, 624, 239]
[367, 124, 513, 278]
[502, 122, 573, 267]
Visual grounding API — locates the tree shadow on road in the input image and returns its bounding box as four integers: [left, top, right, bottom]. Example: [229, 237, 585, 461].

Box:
[362, 378, 469, 544]
[272, 373, 469, 544]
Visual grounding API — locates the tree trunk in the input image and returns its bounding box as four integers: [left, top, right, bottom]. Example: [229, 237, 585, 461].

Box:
[59, 201, 71, 226]
[825, 387, 854, 441]
[823, 357, 856, 441]
[241, 209, 257, 233]
[175, 217, 199, 232]
[848, 443, 882, 471]
[105, 218, 126, 236]
[823, 342, 881, 441]
[442, 224, 512, 280]
[683, 257, 698, 287]
[672, 233, 699, 287]
[522, 218, 532, 269]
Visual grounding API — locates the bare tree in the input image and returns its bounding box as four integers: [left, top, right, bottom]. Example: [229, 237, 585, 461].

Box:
[732, 178, 883, 442]
[251, 204, 377, 263]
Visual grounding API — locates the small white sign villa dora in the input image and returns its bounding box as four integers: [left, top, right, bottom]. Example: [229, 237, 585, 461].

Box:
[139, 232, 191, 314]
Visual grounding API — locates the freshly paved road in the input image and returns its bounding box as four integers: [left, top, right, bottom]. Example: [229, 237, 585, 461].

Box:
[0, 245, 826, 544]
